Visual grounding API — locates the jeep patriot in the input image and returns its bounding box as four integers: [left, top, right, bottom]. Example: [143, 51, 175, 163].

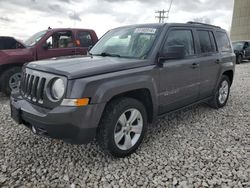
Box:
[10, 22, 235, 157]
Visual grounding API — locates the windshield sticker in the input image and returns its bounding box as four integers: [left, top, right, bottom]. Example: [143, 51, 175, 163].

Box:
[135, 28, 157, 34]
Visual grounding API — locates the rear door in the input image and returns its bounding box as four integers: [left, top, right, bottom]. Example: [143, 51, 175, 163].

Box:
[37, 30, 77, 60]
[158, 27, 200, 114]
[195, 29, 220, 99]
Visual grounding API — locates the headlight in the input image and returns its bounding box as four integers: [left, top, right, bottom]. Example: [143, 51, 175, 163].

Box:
[51, 78, 65, 100]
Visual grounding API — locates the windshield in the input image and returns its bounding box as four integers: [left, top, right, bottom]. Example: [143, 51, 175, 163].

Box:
[232, 42, 244, 51]
[24, 30, 47, 47]
[90, 26, 160, 59]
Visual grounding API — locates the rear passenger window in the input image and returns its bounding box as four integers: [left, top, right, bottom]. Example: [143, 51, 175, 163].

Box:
[216, 32, 232, 52]
[197, 30, 216, 53]
[164, 30, 195, 56]
[78, 31, 93, 47]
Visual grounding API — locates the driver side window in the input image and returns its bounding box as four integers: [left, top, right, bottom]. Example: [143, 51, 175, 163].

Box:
[46, 31, 74, 49]
[163, 29, 195, 57]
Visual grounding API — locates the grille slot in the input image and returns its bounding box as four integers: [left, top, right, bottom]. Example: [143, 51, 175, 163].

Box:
[21, 72, 46, 104]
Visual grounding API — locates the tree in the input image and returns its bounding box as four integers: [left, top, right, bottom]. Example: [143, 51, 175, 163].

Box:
[193, 17, 211, 24]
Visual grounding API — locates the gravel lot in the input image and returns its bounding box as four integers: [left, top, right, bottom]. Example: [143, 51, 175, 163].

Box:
[0, 63, 250, 188]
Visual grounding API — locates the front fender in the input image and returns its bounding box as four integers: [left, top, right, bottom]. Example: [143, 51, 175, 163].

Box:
[93, 75, 158, 104]
[67, 66, 159, 119]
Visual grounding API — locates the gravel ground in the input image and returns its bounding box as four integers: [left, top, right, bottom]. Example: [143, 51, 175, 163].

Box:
[0, 63, 250, 188]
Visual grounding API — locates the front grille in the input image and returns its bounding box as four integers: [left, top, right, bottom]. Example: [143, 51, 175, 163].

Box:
[21, 72, 46, 104]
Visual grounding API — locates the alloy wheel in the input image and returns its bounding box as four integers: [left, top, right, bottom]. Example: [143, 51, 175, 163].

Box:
[114, 108, 143, 150]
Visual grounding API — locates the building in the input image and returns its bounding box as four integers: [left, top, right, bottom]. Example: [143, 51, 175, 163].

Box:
[231, 0, 250, 41]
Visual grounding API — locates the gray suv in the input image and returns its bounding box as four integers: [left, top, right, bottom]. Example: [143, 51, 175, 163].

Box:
[10, 22, 235, 157]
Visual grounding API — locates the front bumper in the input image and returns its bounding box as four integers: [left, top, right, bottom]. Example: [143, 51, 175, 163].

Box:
[10, 93, 106, 144]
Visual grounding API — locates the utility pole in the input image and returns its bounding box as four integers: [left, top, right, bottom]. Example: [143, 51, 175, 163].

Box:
[155, 0, 174, 23]
[155, 10, 168, 23]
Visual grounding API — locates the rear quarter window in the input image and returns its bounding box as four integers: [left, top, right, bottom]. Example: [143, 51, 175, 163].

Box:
[215, 31, 232, 53]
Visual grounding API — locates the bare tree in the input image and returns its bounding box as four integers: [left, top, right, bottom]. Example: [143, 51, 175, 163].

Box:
[193, 17, 211, 24]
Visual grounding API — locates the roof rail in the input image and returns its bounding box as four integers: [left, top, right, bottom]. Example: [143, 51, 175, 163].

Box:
[187, 21, 221, 29]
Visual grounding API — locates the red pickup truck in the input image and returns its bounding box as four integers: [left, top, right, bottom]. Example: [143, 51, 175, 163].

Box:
[0, 28, 98, 95]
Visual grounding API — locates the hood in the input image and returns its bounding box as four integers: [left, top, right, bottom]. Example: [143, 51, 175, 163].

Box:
[27, 56, 149, 79]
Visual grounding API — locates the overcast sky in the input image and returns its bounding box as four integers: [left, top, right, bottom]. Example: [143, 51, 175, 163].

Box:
[0, 0, 234, 40]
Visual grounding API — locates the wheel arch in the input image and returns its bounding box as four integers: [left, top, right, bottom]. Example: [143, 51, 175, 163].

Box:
[222, 70, 234, 86]
[0, 63, 23, 75]
[103, 88, 155, 124]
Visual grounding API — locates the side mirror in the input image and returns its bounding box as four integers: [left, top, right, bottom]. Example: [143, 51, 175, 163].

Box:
[159, 45, 186, 62]
[42, 43, 49, 50]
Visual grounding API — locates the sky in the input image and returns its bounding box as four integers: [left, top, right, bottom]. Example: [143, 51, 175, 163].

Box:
[0, 0, 234, 40]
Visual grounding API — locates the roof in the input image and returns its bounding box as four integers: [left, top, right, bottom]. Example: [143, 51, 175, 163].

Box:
[113, 22, 226, 31]
[46, 28, 95, 32]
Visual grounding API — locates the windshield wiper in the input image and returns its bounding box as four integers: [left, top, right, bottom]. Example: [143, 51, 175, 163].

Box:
[95, 52, 121, 57]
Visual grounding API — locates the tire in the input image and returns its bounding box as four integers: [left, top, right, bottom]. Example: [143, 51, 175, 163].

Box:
[209, 75, 231, 109]
[236, 55, 242, 64]
[0, 67, 22, 96]
[97, 97, 148, 157]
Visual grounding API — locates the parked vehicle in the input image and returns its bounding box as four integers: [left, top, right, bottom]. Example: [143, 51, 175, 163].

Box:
[0, 36, 25, 50]
[10, 22, 235, 157]
[0, 28, 98, 95]
[232, 41, 250, 64]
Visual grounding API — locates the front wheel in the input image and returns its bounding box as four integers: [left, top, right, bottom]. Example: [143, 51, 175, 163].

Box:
[97, 98, 147, 157]
[0, 67, 22, 96]
[209, 75, 231, 109]
[0, 67, 22, 95]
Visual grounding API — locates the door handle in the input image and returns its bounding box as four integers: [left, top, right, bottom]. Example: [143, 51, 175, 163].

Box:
[192, 63, 200, 69]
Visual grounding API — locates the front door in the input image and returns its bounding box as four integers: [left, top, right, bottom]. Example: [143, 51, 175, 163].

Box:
[37, 30, 77, 60]
[159, 28, 200, 114]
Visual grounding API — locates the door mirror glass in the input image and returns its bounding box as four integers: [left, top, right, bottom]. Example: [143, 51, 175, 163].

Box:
[42, 42, 49, 50]
[160, 45, 185, 60]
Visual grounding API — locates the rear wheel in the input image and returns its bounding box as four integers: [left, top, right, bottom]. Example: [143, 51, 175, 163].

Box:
[0, 67, 22, 96]
[236, 55, 242, 64]
[97, 98, 147, 157]
[209, 75, 231, 109]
